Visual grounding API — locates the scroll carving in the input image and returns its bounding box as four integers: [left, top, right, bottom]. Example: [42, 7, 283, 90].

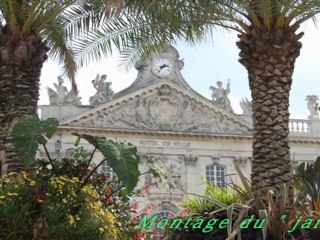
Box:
[79, 86, 248, 134]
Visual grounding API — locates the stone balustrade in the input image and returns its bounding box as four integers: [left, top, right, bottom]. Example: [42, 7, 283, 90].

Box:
[289, 119, 312, 136]
[289, 119, 320, 137]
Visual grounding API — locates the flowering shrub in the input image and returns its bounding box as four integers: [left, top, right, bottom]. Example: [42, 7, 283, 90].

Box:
[0, 160, 141, 239]
[0, 116, 150, 239]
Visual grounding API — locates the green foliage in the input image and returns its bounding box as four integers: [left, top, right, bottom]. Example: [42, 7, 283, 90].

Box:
[181, 183, 241, 212]
[73, 133, 140, 193]
[13, 117, 140, 193]
[71, 0, 215, 69]
[204, 184, 242, 205]
[4, 116, 159, 239]
[0, 0, 217, 81]
[12, 116, 59, 167]
[294, 157, 320, 212]
[198, 0, 320, 33]
[0, 0, 79, 82]
[229, 163, 254, 204]
[98, 138, 139, 192]
[168, 166, 305, 240]
[0, 164, 137, 239]
[170, 182, 248, 240]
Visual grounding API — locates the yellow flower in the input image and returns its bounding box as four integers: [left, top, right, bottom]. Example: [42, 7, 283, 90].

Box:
[29, 180, 36, 186]
[7, 192, 18, 196]
[67, 214, 75, 226]
[72, 177, 79, 182]
[98, 227, 105, 233]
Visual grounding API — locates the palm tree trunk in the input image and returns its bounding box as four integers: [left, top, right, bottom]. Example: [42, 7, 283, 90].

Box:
[0, 36, 49, 175]
[236, 26, 303, 206]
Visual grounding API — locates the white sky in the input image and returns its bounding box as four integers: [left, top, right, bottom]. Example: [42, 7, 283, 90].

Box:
[39, 22, 320, 119]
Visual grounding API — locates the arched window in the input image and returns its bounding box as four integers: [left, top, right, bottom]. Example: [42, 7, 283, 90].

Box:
[152, 210, 175, 240]
[205, 164, 226, 188]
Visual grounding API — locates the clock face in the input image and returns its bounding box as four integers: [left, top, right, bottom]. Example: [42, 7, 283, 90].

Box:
[152, 58, 173, 77]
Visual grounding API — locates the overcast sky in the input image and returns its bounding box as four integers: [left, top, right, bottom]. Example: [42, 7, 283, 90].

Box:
[38, 22, 320, 119]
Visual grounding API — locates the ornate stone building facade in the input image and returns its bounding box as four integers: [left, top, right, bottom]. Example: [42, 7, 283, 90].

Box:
[39, 46, 320, 228]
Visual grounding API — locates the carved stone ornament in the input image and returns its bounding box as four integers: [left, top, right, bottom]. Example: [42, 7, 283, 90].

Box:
[145, 154, 183, 192]
[89, 74, 114, 106]
[306, 95, 319, 120]
[47, 76, 82, 106]
[184, 154, 198, 166]
[239, 97, 252, 115]
[233, 157, 248, 167]
[79, 85, 248, 134]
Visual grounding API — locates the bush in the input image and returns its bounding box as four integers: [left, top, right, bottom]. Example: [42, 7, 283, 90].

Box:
[180, 182, 242, 213]
[0, 116, 148, 239]
[0, 153, 144, 239]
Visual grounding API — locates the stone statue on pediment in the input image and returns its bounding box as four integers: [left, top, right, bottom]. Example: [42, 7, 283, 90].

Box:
[47, 76, 82, 105]
[210, 79, 233, 113]
[55, 76, 68, 103]
[89, 74, 114, 106]
[240, 97, 252, 115]
[306, 95, 319, 120]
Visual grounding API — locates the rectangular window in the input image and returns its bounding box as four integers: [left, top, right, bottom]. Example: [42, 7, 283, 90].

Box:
[205, 164, 226, 188]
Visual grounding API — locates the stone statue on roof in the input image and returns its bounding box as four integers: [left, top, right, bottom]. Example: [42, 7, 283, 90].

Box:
[47, 76, 82, 105]
[89, 74, 114, 106]
[240, 97, 252, 115]
[210, 79, 233, 113]
[306, 95, 319, 120]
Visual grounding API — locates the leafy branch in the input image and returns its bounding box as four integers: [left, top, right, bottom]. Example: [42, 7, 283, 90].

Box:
[12, 117, 140, 193]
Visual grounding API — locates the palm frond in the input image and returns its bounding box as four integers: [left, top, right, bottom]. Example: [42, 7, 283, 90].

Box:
[41, 20, 78, 92]
[71, 0, 223, 68]
[207, 0, 320, 30]
[2, 0, 18, 30]
[20, 0, 43, 33]
[71, 8, 175, 66]
[117, 40, 168, 71]
[61, 1, 106, 38]
[1, 0, 320, 92]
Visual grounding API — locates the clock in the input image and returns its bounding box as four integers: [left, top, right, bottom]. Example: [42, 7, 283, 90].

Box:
[152, 57, 173, 77]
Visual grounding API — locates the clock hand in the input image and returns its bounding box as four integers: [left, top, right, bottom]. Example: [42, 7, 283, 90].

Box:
[157, 64, 166, 73]
[158, 64, 169, 72]
[159, 64, 166, 69]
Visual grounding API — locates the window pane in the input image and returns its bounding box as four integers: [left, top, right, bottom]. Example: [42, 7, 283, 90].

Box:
[205, 164, 226, 188]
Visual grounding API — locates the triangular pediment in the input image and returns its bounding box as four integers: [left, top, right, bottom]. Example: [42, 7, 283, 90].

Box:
[62, 81, 252, 134]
